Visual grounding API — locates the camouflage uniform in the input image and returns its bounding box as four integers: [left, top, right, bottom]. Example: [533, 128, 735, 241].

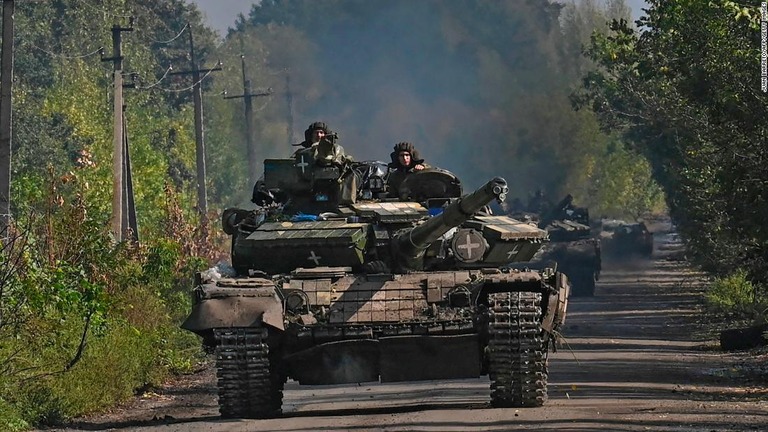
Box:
[293, 138, 352, 167]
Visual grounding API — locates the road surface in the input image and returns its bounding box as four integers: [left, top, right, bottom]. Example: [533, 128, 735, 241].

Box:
[48, 225, 767, 432]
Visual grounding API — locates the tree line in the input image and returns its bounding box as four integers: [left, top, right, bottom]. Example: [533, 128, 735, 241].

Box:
[576, 0, 768, 295]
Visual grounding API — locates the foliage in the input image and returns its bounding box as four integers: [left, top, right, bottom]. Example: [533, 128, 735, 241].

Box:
[588, 139, 666, 219]
[0, 171, 214, 427]
[12, 0, 219, 236]
[0, 0, 231, 428]
[0, 398, 27, 432]
[578, 1, 768, 281]
[705, 270, 768, 321]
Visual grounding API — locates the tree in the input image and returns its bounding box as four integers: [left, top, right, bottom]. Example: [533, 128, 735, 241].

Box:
[11, 0, 217, 233]
[577, 0, 768, 280]
[214, 0, 657, 218]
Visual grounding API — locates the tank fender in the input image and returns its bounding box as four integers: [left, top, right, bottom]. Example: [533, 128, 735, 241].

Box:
[541, 272, 569, 333]
[181, 288, 284, 333]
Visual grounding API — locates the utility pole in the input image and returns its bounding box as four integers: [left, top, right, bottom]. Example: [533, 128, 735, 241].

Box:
[169, 25, 221, 218]
[0, 0, 15, 236]
[285, 71, 295, 145]
[224, 55, 271, 187]
[101, 18, 133, 241]
[122, 108, 138, 242]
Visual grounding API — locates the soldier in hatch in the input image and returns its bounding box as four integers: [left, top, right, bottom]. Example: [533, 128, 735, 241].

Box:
[253, 122, 352, 205]
[292, 121, 330, 155]
[386, 142, 429, 197]
[292, 123, 352, 167]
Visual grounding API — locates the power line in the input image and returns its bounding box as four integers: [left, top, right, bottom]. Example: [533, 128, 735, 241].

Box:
[169, 24, 222, 216]
[224, 54, 273, 185]
[158, 64, 221, 93]
[101, 18, 134, 241]
[21, 42, 104, 60]
[132, 65, 173, 90]
[70, 0, 190, 50]
[139, 22, 189, 45]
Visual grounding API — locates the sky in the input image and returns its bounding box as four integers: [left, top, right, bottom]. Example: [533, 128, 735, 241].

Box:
[189, 0, 257, 35]
[625, 0, 649, 19]
[190, 0, 650, 35]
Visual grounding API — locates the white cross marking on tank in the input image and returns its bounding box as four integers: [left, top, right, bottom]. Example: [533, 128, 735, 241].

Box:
[307, 250, 321, 265]
[507, 245, 521, 259]
[296, 155, 309, 174]
[457, 233, 482, 258]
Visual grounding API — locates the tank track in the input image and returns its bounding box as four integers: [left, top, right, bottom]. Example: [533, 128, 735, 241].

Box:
[214, 327, 283, 418]
[487, 291, 548, 407]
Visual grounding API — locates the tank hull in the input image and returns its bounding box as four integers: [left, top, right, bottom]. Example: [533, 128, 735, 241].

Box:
[185, 267, 568, 417]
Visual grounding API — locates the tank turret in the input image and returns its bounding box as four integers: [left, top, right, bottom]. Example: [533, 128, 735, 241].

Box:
[394, 177, 508, 270]
[539, 194, 575, 228]
[228, 169, 546, 276]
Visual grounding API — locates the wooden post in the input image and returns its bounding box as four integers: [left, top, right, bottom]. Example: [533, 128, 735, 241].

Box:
[0, 0, 15, 236]
[223, 55, 271, 187]
[102, 19, 133, 240]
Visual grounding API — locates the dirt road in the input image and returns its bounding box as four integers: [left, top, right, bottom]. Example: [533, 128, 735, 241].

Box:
[49, 227, 767, 431]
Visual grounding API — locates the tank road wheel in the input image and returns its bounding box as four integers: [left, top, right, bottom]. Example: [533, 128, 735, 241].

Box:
[214, 327, 283, 418]
[487, 291, 548, 407]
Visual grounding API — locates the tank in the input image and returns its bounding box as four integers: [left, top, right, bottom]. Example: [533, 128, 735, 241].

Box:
[517, 194, 601, 297]
[603, 220, 653, 258]
[182, 142, 569, 418]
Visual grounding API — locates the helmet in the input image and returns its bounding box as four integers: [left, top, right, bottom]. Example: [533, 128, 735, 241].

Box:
[304, 121, 329, 143]
[393, 142, 415, 155]
[390, 142, 422, 167]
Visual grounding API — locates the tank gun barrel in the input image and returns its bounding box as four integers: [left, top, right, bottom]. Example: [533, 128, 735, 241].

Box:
[396, 177, 508, 265]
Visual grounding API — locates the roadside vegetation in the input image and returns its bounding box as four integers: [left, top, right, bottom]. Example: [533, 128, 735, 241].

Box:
[1, 2, 223, 428]
[3, 0, 763, 429]
[576, 0, 768, 326]
[706, 270, 768, 324]
[0, 173, 222, 430]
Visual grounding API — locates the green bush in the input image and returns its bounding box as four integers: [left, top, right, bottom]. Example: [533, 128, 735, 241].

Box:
[705, 269, 768, 321]
[0, 398, 29, 432]
[10, 319, 185, 424]
[1, 246, 206, 426]
[0, 175, 213, 427]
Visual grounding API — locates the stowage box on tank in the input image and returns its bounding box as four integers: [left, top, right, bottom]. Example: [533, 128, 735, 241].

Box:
[182, 139, 569, 418]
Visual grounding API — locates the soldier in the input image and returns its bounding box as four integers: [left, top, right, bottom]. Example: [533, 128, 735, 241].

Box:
[287, 125, 356, 211]
[292, 121, 330, 155]
[293, 126, 352, 167]
[387, 142, 429, 197]
[251, 121, 329, 205]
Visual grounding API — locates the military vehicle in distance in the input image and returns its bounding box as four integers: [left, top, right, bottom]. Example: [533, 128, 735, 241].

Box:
[602, 220, 653, 258]
[534, 195, 601, 297]
[182, 141, 569, 418]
